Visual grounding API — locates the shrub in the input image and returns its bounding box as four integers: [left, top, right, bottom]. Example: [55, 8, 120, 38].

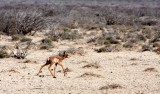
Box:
[123, 42, 133, 48]
[0, 50, 10, 58]
[143, 68, 158, 72]
[40, 38, 52, 50]
[20, 37, 32, 42]
[79, 72, 102, 78]
[60, 29, 83, 40]
[139, 19, 158, 26]
[141, 45, 152, 51]
[96, 31, 120, 46]
[82, 63, 101, 69]
[99, 84, 123, 91]
[95, 46, 112, 53]
[48, 35, 59, 42]
[12, 34, 24, 41]
[0, 7, 44, 35]
[66, 47, 85, 55]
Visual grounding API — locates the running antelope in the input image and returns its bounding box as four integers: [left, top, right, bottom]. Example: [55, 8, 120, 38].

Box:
[36, 51, 69, 78]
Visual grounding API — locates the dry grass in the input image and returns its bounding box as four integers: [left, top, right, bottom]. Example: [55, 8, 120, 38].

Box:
[99, 84, 123, 91]
[64, 67, 72, 72]
[130, 58, 138, 61]
[143, 68, 158, 72]
[82, 63, 101, 69]
[79, 72, 102, 78]
[154, 47, 160, 54]
[130, 63, 138, 66]
[57, 67, 72, 73]
[23, 60, 37, 64]
[8, 69, 19, 73]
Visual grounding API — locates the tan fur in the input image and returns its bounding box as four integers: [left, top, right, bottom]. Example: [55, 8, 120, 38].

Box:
[36, 52, 69, 78]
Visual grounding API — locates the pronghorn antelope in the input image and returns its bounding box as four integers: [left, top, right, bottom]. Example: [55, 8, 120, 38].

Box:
[36, 51, 69, 78]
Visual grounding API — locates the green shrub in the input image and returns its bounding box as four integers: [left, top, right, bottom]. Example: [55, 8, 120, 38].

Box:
[48, 35, 59, 42]
[20, 37, 32, 42]
[12, 34, 23, 41]
[95, 46, 112, 53]
[96, 32, 120, 46]
[0, 50, 10, 58]
[141, 45, 152, 51]
[40, 38, 52, 50]
[60, 30, 83, 40]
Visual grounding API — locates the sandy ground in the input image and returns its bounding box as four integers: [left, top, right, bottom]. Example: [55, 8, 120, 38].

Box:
[0, 35, 160, 94]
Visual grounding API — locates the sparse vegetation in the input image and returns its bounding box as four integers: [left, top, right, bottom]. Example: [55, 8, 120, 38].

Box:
[0, 50, 10, 58]
[23, 60, 37, 64]
[12, 34, 24, 41]
[82, 63, 101, 69]
[40, 38, 52, 50]
[20, 37, 32, 42]
[66, 47, 85, 55]
[60, 30, 83, 40]
[143, 68, 158, 72]
[95, 46, 112, 53]
[79, 72, 102, 78]
[99, 84, 123, 91]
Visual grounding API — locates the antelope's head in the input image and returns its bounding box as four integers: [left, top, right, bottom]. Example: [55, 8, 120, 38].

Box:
[63, 51, 69, 58]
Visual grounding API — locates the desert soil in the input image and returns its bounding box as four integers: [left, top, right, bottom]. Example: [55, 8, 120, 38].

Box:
[0, 35, 160, 94]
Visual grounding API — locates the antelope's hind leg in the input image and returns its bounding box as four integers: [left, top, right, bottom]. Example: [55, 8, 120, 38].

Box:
[58, 63, 66, 76]
[36, 59, 50, 76]
[36, 64, 46, 76]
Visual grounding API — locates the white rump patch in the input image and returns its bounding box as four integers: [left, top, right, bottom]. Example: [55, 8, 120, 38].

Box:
[54, 58, 59, 63]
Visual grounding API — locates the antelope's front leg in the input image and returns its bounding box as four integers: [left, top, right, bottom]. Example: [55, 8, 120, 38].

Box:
[58, 63, 66, 76]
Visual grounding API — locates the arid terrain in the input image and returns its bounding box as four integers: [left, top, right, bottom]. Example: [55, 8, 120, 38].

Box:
[0, 0, 160, 94]
[0, 33, 160, 94]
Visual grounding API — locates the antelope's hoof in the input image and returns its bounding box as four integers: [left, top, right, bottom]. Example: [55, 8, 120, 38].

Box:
[53, 76, 56, 78]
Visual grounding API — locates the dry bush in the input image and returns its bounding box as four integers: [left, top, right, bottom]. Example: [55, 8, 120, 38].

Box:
[66, 47, 85, 55]
[95, 46, 112, 53]
[0, 50, 10, 58]
[96, 31, 120, 46]
[130, 58, 138, 61]
[82, 63, 101, 69]
[79, 72, 102, 78]
[57, 67, 72, 73]
[20, 37, 32, 42]
[130, 63, 138, 66]
[99, 84, 123, 91]
[141, 45, 153, 52]
[23, 60, 37, 64]
[64, 67, 72, 72]
[40, 38, 52, 50]
[60, 29, 83, 40]
[123, 41, 133, 48]
[154, 47, 160, 54]
[0, 7, 45, 35]
[8, 69, 19, 73]
[12, 34, 24, 41]
[143, 68, 158, 72]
